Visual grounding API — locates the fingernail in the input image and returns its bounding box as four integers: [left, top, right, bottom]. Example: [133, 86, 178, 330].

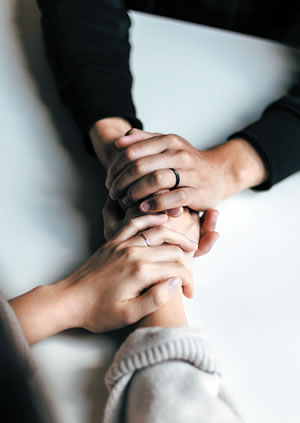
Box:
[140, 201, 150, 211]
[168, 277, 181, 293]
[156, 213, 168, 221]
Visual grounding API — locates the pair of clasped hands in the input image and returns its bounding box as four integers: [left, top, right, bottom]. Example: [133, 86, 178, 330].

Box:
[66, 129, 219, 333]
[83, 128, 220, 331]
[11, 129, 219, 345]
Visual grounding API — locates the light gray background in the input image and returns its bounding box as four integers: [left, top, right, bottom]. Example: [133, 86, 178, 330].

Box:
[1, 1, 299, 422]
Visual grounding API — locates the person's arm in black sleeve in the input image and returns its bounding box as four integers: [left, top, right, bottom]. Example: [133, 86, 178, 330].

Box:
[228, 9, 300, 191]
[36, 0, 143, 168]
[228, 82, 300, 190]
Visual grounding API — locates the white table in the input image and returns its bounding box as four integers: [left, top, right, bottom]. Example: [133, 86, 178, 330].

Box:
[1, 1, 300, 422]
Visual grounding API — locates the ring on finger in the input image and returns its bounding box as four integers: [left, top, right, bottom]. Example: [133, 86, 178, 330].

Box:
[139, 231, 150, 247]
[169, 168, 180, 190]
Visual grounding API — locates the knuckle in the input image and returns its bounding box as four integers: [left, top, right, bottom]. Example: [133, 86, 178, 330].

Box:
[171, 245, 184, 257]
[128, 218, 138, 231]
[133, 159, 146, 176]
[111, 175, 122, 191]
[124, 146, 136, 161]
[113, 243, 126, 256]
[152, 290, 167, 308]
[178, 150, 191, 164]
[126, 187, 139, 202]
[131, 260, 146, 279]
[123, 246, 138, 260]
[167, 133, 181, 147]
[176, 189, 187, 203]
[151, 170, 165, 187]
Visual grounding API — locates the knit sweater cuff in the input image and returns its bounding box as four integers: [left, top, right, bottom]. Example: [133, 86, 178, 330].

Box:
[104, 326, 221, 422]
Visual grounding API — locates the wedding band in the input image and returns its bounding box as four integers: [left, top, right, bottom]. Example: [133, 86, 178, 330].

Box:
[139, 232, 150, 247]
[170, 168, 180, 190]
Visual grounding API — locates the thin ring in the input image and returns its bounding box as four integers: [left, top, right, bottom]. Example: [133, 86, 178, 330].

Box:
[170, 168, 180, 190]
[139, 232, 150, 247]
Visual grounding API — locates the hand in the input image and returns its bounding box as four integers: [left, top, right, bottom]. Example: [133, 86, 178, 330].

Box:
[106, 129, 267, 212]
[89, 117, 132, 169]
[10, 214, 195, 344]
[103, 197, 219, 257]
[65, 213, 195, 333]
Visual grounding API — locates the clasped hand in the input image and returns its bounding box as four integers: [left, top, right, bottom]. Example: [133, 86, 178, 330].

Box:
[106, 128, 229, 212]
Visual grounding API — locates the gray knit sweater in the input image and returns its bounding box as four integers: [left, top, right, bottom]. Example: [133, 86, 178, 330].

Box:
[0, 294, 243, 422]
[104, 326, 243, 423]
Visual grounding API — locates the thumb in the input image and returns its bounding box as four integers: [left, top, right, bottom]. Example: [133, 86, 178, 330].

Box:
[131, 278, 182, 320]
[115, 128, 159, 149]
[166, 207, 184, 217]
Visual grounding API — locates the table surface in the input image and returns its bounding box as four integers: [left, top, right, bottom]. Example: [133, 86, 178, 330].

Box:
[1, 1, 300, 422]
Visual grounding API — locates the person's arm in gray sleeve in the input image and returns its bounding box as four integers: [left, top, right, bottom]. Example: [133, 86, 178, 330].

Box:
[104, 327, 243, 423]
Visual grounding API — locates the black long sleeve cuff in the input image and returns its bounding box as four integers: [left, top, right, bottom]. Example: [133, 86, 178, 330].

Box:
[229, 108, 300, 190]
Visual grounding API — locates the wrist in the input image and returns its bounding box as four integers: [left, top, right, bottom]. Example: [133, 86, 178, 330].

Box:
[89, 117, 132, 169]
[137, 290, 188, 329]
[9, 280, 78, 345]
[209, 138, 267, 198]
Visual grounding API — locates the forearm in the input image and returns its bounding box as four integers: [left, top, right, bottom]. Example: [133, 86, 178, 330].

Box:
[90, 117, 132, 169]
[9, 281, 78, 346]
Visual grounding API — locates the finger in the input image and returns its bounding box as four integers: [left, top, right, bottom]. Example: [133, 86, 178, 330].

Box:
[127, 227, 198, 252]
[128, 277, 182, 321]
[106, 130, 165, 188]
[166, 207, 184, 217]
[200, 209, 219, 235]
[109, 151, 190, 200]
[119, 168, 189, 206]
[115, 128, 160, 149]
[194, 231, 220, 257]
[133, 261, 194, 297]
[112, 213, 168, 243]
[139, 187, 196, 213]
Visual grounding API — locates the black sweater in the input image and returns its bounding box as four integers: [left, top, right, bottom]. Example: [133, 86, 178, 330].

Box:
[36, 0, 300, 190]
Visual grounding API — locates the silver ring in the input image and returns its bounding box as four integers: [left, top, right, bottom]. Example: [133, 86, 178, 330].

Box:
[170, 168, 180, 190]
[139, 232, 150, 247]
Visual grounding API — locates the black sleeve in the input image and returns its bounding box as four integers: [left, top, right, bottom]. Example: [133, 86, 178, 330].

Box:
[227, 10, 300, 190]
[36, 0, 143, 138]
[228, 83, 300, 190]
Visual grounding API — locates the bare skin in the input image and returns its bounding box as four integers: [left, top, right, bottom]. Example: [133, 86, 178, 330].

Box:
[9, 214, 196, 345]
[107, 128, 267, 212]
[137, 209, 199, 329]
[90, 119, 266, 250]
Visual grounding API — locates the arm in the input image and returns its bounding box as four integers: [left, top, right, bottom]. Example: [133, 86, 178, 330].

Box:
[9, 214, 197, 345]
[37, 0, 142, 168]
[103, 211, 242, 423]
[104, 327, 242, 423]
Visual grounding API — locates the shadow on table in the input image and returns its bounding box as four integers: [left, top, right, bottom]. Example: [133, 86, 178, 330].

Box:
[14, 0, 107, 254]
[14, 1, 113, 422]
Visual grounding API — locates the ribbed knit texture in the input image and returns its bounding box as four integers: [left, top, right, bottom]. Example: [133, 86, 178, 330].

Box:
[104, 327, 243, 423]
